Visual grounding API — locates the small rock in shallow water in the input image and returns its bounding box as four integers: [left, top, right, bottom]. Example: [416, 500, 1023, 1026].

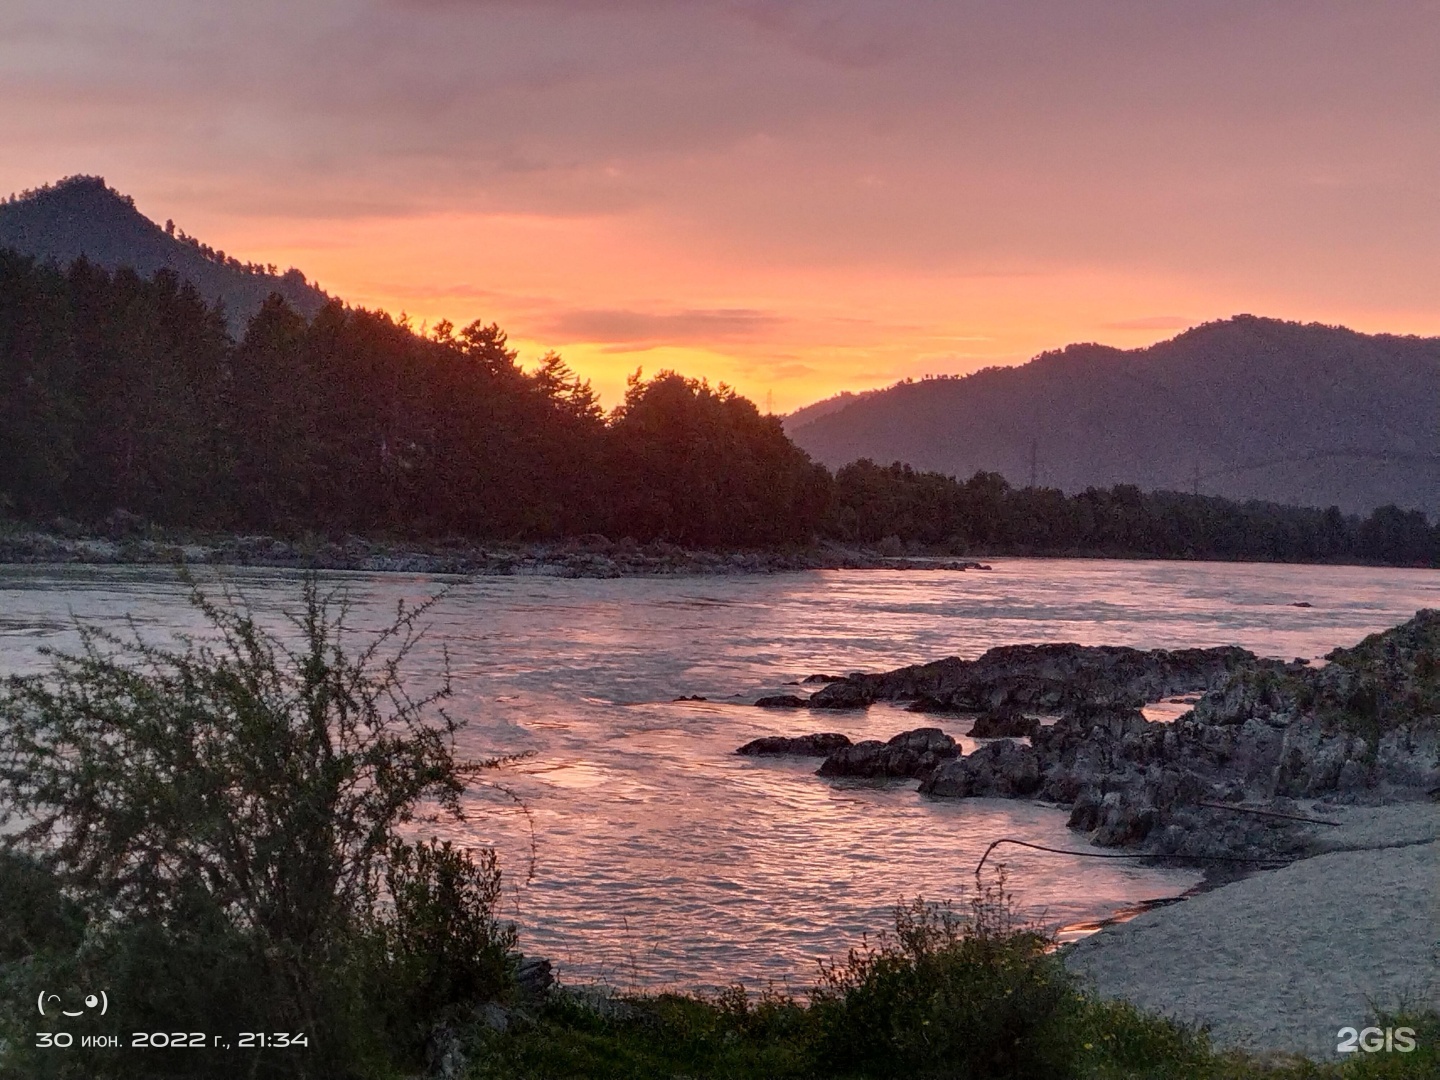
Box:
[736, 733, 852, 756]
[806, 680, 874, 709]
[818, 728, 958, 779]
[754, 694, 808, 708]
[904, 694, 966, 714]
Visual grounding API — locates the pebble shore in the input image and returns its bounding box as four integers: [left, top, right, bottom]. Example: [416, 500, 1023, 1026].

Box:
[0, 529, 989, 577]
[1063, 801, 1440, 1059]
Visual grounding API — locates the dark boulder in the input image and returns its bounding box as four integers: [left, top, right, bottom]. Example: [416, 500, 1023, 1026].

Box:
[1066, 788, 1160, 847]
[1151, 798, 1314, 862]
[967, 708, 1040, 738]
[919, 741, 1042, 798]
[905, 695, 966, 714]
[807, 680, 875, 710]
[754, 694, 808, 708]
[817, 727, 958, 778]
[1057, 704, 1151, 734]
[817, 740, 886, 775]
[736, 732, 853, 756]
[886, 727, 959, 755]
[516, 956, 555, 1000]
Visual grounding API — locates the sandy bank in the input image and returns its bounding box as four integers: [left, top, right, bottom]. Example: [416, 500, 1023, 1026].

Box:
[1063, 801, 1440, 1059]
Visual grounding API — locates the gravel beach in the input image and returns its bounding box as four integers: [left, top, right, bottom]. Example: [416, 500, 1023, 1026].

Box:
[1063, 801, 1440, 1059]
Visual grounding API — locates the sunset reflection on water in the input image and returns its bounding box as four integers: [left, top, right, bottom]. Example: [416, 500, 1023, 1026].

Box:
[2, 559, 1435, 990]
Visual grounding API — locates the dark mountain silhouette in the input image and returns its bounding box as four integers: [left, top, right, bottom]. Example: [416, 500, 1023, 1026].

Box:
[788, 316, 1440, 517]
[0, 176, 328, 330]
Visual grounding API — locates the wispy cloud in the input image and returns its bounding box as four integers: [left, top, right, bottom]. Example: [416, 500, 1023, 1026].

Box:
[541, 306, 784, 347]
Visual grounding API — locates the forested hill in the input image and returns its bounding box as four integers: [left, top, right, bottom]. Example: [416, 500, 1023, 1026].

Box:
[788, 317, 1440, 518]
[0, 176, 328, 330]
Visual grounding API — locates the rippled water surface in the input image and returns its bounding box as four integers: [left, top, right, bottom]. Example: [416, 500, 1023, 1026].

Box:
[1, 559, 1436, 990]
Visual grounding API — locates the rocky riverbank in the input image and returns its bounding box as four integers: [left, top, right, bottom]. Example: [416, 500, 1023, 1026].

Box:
[0, 524, 991, 578]
[739, 611, 1440, 866]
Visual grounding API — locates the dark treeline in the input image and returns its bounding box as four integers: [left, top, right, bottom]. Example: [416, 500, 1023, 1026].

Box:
[0, 251, 825, 546]
[1, 251, 1436, 566]
[829, 460, 1438, 566]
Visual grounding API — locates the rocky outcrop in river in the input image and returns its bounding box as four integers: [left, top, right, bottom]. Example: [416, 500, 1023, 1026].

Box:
[753, 695, 809, 709]
[740, 612, 1440, 863]
[803, 642, 1265, 712]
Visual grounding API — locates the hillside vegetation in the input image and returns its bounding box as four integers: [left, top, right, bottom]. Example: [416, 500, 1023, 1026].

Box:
[0, 176, 328, 330]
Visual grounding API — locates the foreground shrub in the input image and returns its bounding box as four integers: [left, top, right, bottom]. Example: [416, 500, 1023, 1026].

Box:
[809, 879, 1084, 1079]
[1074, 996, 1219, 1079]
[0, 576, 516, 1077]
[380, 838, 518, 1051]
[0, 850, 84, 963]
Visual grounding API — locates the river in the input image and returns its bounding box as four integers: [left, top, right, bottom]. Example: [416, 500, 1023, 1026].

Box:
[1, 558, 1435, 991]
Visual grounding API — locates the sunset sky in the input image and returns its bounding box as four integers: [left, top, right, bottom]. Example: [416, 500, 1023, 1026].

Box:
[3, 1, 1438, 411]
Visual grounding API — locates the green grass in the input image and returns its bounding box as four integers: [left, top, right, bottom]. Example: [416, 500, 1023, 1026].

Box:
[463, 996, 1438, 1080]
[466, 987, 815, 1079]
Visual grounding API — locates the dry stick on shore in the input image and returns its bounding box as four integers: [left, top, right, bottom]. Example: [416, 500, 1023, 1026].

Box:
[973, 804, 1345, 876]
[972, 838, 1290, 879]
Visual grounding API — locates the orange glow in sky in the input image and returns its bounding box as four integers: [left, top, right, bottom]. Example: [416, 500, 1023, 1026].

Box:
[220, 206, 1440, 413]
[4, 2, 1440, 411]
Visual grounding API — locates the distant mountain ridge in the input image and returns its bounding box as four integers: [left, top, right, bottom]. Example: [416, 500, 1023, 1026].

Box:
[782, 388, 879, 431]
[787, 316, 1440, 517]
[0, 176, 328, 330]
